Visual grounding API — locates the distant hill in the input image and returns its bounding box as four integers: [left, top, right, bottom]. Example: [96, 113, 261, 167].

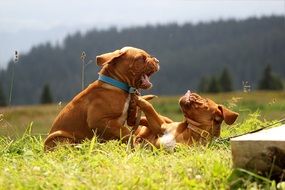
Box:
[0, 16, 284, 105]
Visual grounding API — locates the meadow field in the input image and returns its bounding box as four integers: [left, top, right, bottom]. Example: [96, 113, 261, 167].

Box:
[0, 91, 285, 189]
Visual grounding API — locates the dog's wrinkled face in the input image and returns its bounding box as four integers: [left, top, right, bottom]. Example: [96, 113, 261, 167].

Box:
[96, 47, 160, 89]
[179, 90, 239, 137]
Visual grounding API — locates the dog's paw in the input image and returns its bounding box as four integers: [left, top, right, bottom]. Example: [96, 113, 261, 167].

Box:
[136, 96, 151, 108]
[141, 95, 158, 101]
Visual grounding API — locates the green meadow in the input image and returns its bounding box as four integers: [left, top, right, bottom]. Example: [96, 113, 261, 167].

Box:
[0, 91, 285, 189]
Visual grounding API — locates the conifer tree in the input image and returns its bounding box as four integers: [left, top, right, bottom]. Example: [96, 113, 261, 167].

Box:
[219, 68, 233, 92]
[40, 84, 53, 104]
[0, 83, 7, 107]
[198, 76, 210, 93]
[208, 77, 221, 93]
[258, 65, 283, 90]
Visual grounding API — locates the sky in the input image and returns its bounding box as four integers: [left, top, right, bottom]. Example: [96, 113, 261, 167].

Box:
[0, 0, 284, 68]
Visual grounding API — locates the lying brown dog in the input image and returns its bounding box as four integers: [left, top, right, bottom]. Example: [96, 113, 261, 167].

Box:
[134, 91, 239, 149]
[44, 47, 159, 150]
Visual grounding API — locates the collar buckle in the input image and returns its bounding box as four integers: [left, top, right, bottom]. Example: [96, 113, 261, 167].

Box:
[200, 130, 210, 140]
[129, 87, 137, 94]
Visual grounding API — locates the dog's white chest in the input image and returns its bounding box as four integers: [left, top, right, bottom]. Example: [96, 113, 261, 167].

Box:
[159, 131, 176, 150]
[118, 95, 130, 125]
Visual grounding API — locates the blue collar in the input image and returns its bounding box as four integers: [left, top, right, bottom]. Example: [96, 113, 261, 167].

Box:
[98, 74, 137, 93]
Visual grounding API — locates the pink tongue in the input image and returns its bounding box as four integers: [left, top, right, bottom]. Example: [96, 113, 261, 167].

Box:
[141, 74, 152, 87]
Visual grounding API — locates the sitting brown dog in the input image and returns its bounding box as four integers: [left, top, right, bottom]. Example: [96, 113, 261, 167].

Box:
[134, 91, 239, 149]
[44, 47, 160, 150]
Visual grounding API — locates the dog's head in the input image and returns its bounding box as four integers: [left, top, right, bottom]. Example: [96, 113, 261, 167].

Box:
[179, 90, 239, 137]
[96, 47, 160, 89]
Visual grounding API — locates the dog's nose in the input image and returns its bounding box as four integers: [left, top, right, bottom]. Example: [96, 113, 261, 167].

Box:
[154, 57, 159, 63]
[185, 90, 191, 96]
[152, 57, 160, 71]
[156, 62, 160, 71]
[185, 90, 191, 103]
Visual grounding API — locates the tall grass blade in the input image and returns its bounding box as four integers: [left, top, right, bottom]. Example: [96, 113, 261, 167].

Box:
[88, 136, 96, 155]
[8, 50, 18, 106]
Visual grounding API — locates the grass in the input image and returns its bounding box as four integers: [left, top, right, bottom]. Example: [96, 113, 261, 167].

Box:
[0, 91, 285, 189]
[0, 133, 231, 189]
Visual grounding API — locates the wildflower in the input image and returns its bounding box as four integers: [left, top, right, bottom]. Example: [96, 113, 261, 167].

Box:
[33, 166, 41, 172]
[14, 50, 19, 63]
[80, 51, 86, 61]
[195, 175, 202, 180]
[242, 81, 251, 93]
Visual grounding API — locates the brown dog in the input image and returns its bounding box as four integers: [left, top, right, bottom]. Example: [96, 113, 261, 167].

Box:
[44, 47, 160, 150]
[134, 91, 239, 149]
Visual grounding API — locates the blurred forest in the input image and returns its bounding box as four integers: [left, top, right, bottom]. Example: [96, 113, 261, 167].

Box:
[0, 16, 284, 105]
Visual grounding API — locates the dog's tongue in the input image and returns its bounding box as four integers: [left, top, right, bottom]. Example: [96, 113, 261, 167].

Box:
[141, 74, 152, 88]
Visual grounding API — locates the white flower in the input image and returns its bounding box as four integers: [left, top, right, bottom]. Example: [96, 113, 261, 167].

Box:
[32, 166, 41, 172]
[195, 175, 202, 180]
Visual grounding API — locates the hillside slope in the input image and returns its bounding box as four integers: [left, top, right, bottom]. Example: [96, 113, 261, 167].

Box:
[0, 16, 284, 105]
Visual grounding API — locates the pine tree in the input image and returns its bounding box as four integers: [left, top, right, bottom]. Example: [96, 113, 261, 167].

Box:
[0, 83, 7, 107]
[198, 76, 210, 93]
[40, 84, 53, 104]
[208, 77, 221, 93]
[258, 65, 283, 90]
[219, 68, 233, 92]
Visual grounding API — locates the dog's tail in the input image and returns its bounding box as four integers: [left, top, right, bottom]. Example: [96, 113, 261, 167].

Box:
[44, 130, 75, 152]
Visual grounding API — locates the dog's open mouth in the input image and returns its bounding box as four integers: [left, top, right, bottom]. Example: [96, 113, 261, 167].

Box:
[138, 60, 159, 89]
[140, 72, 153, 89]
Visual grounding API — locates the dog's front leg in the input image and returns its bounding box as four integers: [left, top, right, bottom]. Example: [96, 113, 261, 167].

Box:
[106, 119, 132, 143]
[139, 116, 173, 126]
[136, 97, 165, 135]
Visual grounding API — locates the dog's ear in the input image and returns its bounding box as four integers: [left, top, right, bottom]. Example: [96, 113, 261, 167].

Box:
[96, 49, 125, 66]
[217, 105, 239, 125]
